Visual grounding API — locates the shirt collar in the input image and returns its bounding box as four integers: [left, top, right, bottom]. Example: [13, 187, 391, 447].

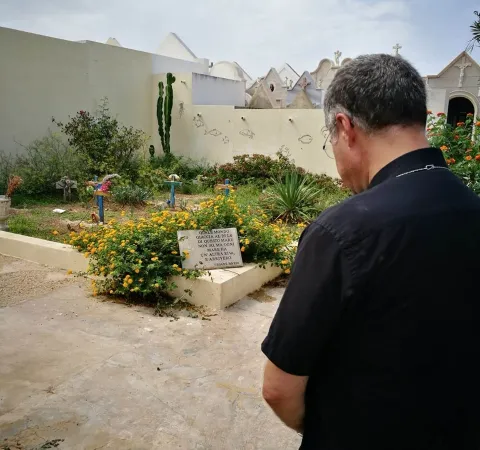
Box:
[369, 147, 447, 189]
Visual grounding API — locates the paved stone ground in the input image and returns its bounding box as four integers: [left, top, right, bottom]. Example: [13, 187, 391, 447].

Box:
[0, 256, 300, 450]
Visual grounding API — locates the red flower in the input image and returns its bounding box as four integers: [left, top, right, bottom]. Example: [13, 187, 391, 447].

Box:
[465, 155, 473, 161]
[467, 113, 474, 117]
[475, 155, 480, 161]
[427, 110, 432, 115]
[437, 112, 446, 117]
[454, 135, 460, 140]
[457, 122, 465, 127]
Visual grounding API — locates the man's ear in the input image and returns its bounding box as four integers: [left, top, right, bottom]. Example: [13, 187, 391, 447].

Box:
[335, 113, 355, 148]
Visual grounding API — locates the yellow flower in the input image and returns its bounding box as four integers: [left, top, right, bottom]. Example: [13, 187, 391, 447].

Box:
[241, 246, 245, 252]
[171, 250, 178, 255]
[128, 278, 133, 284]
[109, 290, 114, 294]
[245, 239, 250, 245]
[130, 249, 135, 254]
[123, 282, 128, 288]
[66, 269, 73, 275]
[110, 263, 115, 269]
[135, 268, 140, 274]
[176, 267, 182, 272]
[121, 211, 126, 217]
[239, 229, 245, 234]
[281, 259, 288, 265]
[84, 252, 90, 258]
[274, 249, 278, 253]
[52, 230, 59, 236]
[284, 268, 291, 274]
[172, 264, 179, 268]
[151, 257, 158, 262]
[154, 283, 160, 288]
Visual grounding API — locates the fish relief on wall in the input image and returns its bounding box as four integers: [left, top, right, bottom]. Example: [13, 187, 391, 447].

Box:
[239, 129, 255, 139]
[204, 129, 223, 137]
[298, 135, 313, 145]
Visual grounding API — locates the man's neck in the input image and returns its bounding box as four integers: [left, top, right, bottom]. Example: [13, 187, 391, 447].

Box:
[366, 129, 430, 184]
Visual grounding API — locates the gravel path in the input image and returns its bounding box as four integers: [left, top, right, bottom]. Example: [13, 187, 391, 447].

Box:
[0, 255, 83, 307]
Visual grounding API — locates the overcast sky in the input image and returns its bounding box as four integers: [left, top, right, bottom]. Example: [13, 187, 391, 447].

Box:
[1, 0, 479, 78]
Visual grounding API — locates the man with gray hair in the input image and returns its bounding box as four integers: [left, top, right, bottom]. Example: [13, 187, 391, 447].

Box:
[261, 54, 480, 449]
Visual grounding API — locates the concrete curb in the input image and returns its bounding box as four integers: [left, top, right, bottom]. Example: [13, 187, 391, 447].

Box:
[0, 231, 88, 272]
[0, 231, 283, 309]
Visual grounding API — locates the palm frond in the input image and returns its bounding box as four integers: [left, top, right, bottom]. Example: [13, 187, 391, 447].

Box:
[467, 11, 480, 53]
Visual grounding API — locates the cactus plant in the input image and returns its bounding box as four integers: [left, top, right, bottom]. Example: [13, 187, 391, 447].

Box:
[156, 73, 176, 155]
[157, 82, 165, 152]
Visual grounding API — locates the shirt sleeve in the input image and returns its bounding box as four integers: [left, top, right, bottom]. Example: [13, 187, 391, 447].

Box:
[261, 222, 353, 376]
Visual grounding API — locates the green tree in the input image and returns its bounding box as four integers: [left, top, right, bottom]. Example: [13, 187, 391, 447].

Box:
[53, 98, 147, 180]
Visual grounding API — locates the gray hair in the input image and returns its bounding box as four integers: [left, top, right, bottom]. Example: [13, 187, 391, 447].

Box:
[324, 54, 427, 136]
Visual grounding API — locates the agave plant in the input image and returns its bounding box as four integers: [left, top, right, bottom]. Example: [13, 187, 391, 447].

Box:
[262, 171, 322, 223]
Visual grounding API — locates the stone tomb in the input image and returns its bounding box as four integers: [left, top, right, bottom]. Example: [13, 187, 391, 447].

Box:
[177, 228, 243, 270]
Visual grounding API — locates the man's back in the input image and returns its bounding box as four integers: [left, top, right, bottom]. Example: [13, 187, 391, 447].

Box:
[261, 54, 480, 450]
[304, 149, 480, 449]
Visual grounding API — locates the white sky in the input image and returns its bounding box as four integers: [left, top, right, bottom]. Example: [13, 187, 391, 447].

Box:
[1, 0, 479, 78]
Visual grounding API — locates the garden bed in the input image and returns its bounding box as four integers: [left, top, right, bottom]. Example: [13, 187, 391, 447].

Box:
[0, 230, 283, 309]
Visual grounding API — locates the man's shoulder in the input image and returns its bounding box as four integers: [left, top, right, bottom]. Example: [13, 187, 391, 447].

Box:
[313, 191, 375, 244]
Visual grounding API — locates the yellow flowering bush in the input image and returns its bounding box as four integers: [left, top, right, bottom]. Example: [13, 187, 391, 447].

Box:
[70, 195, 301, 299]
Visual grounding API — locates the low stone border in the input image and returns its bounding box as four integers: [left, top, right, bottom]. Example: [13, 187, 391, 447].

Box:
[0, 231, 88, 272]
[0, 231, 283, 309]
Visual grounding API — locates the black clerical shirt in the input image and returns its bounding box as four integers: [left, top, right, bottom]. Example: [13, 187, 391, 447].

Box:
[262, 148, 480, 450]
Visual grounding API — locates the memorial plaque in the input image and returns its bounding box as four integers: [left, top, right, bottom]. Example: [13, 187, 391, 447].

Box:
[177, 228, 244, 270]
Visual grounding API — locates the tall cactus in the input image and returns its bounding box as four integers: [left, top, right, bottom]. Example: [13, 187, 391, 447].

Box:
[156, 73, 176, 155]
[157, 82, 165, 152]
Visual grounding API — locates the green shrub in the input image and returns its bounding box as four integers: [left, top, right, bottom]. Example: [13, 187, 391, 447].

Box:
[150, 154, 213, 180]
[427, 112, 480, 194]
[137, 162, 168, 194]
[0, 151, 15, 194]
[11, 132, 85, 196]
[53, 98, 147, 181]
[261, 172, 324, 223]
[217, 151, 298, 188]
[111, 184, 152, 206]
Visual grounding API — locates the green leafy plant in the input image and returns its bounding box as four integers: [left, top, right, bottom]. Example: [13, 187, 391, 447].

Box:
[261, 172, 323, 223]
[53, 98, 147, 180]
[150, 154, 213, 183]
[217, 151, 299, 188]
[427, 111, 480, 193]
[157, 73, 176, 155]
[111, 184, 152, 206]
[10, 132, 85, 196]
